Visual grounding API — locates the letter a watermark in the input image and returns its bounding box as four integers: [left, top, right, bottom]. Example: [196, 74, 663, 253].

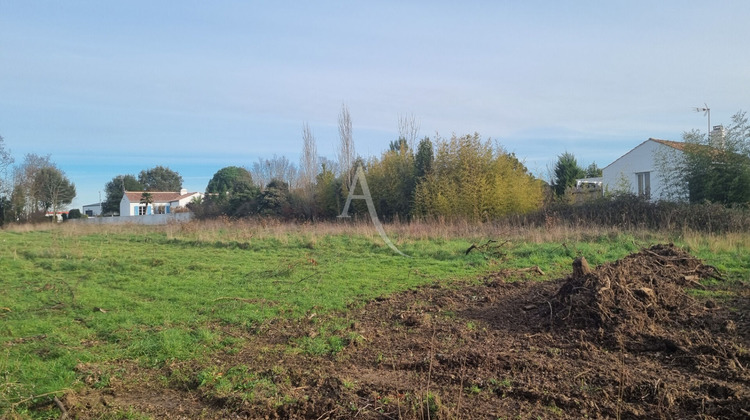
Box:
[338, 165, 409, 257]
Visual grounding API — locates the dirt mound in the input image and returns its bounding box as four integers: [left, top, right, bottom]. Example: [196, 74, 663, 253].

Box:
[56, 244, 750, 419]
[551, 244, 724, 349]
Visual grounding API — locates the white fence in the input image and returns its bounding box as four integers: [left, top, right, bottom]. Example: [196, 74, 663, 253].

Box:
[71, 212, 193, 225]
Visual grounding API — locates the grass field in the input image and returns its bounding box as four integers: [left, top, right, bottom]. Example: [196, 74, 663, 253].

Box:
[1, 220, 748, 417]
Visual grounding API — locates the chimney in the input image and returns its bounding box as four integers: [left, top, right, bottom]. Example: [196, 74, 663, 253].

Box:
[709, 125, 725, 149]
[180, 188, 188, 196]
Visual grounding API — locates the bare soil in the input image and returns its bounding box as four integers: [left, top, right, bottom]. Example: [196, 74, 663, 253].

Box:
[60, 244, 750, 419]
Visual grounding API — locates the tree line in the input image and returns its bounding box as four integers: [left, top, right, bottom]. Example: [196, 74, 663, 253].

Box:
[188, 107, 550, 222]
[0, 142, 76, 225]
[188, 132, 548, 222]
[2, 108, 748, 226]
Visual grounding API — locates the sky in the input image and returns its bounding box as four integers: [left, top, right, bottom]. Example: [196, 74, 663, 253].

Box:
[1, 1, 749, 210]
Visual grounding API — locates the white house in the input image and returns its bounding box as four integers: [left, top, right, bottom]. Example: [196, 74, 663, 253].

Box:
[119, 189, 202, 216]
[601, 138, 685, 201]
[82, 202, 103, 217]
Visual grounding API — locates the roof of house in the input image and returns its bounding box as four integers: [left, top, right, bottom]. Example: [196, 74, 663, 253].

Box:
[123, 191, 199, 203]
[650, 138, 686, 151]
[603, 138, 683, 170]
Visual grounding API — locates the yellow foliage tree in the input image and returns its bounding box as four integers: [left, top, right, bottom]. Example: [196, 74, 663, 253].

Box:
[414, 134, 544, 221]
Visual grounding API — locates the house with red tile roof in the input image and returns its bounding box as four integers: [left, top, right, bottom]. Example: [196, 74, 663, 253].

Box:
[600, 138, 687, 201]
[119, 189, 202, 216]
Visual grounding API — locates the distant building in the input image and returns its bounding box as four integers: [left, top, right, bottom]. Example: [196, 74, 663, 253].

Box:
[119, 189, 202, 216]
[600, 138, 686, 201]
[82, 202, 104, 217]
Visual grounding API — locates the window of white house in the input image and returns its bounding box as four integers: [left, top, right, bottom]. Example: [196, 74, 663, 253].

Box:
[138, 205, 147, 215]
[636, 172, 651, 199]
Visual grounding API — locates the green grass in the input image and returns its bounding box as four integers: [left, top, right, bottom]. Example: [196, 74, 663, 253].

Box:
[1, 222, 748, 416]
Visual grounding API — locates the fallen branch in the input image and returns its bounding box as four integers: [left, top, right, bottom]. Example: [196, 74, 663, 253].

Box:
[315, 406, 339, 420]
[53, 396, 68, 419]
[465, 239, 509, 255]
[681, 275, 706, 290]
[10, 388, 72, 410]
[518, 266, 545, 276]
[701, 265, 726, 282]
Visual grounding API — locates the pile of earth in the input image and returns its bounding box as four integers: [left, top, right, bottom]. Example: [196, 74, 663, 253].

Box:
[551, 243, 735, 351]
[59, 244, 749, 419]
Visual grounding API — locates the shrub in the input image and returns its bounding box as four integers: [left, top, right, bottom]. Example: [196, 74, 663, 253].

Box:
[515, 194, 750, 233]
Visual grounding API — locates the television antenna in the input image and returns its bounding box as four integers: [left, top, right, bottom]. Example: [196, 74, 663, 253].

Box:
[693, 103, 710, 137]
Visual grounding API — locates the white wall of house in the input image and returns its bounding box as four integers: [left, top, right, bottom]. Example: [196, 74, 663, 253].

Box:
[120, 195, 139, 216]
[602, 139, 682, 201]
[120, 199, 166, 216]
[119, 192, 202, 216]
[70, 212, 193, 225]
[120, 195, 131, 216]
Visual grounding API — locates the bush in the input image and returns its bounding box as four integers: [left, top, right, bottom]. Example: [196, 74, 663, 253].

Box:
[68, 209, 82, 219]
[515, 194, 750, 233]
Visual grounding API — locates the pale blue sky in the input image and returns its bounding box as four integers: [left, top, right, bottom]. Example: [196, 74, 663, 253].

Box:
[1, 1, 748, 209]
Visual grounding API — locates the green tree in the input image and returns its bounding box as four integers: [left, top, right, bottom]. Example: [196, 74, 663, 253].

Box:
[314, 162, 343, 219]
[584, 162, 603, 178]
[103, 174, 143, 214]
[33, 166, 76, 216]
[202, 166, 260, 217]
[138, 166, 183, 191]
[388, 138, 408, 153]
[137, 192, 153, 215]
[366, 140, 415, 220]
[660, 111, 750, 204]
[414, 137, 434, 179]
[685, 112, 750, 204]
[140, 192, 153, 206]
[413, 134, 485, 220]
[68, 208, 82, 219]
[206, 166, 254, 199]
[258, 179, 291, 217]
[552, 152, 585, 197]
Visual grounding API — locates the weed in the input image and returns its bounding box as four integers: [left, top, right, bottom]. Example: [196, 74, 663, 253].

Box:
[416, 391, 442, 419]
[546, 403, 564, 416]
[466, 384, 482, 395]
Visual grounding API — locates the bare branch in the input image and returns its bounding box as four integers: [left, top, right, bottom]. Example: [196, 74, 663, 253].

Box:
[398, 113, 421, 151]
[338, 104, 355, 187]
[300, 122, 318, 193]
